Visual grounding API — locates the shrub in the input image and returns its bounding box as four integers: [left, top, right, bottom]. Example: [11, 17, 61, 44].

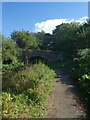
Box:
[2, 92, 31, 118]
[2, 62, 24, 71]
[70, 48, 90, 101]
[2, 62, 56, 118]
[79, 73, 90, 95]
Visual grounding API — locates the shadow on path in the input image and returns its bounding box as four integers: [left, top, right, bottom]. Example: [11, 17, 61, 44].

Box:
[55, 69, 88, 118]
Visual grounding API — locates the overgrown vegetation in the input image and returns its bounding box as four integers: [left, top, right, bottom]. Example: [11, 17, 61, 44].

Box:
[2, 18, 90, 118]
[2, 62, 56, 118]
[51, 20, 90, 106]
[70, 48, 90, 98]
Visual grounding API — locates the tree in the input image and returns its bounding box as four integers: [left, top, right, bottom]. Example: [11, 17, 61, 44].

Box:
[11, 30, 38, 50]
[34, 31, 53, 50]
[2, 37, 18, 64]
[42, 33, 53, 50]
[52, 22, 80, 59]
[33, 31, 45, 50]
[75, 21, 90, 50]
[11, 30, 39, 65]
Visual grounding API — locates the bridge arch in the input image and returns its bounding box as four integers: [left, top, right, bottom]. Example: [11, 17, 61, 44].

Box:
[28, 55, 48, 64]
[21, 50, 63, 64]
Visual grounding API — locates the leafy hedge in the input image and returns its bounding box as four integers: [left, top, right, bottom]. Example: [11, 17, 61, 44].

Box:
[70, 49, 90, 100]
[2, 62, 56, 118]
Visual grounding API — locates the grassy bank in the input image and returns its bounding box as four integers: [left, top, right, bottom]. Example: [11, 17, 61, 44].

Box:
[2, 62, 56, 118]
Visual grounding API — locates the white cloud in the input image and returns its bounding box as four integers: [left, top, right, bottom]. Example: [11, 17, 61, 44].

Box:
[75, 17, 88, 23]
[34, 17, 88, 34]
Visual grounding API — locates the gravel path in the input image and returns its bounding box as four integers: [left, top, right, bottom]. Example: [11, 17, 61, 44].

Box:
[44, 70, 87, 118]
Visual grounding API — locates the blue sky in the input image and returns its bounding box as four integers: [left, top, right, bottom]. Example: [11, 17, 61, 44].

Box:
[2, 2, 88, 37]
[0, 2, 2, 34]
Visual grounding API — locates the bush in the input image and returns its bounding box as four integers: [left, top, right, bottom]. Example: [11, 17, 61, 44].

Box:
[79, 73, 90, 95]
[70, 48, 90, 101]
[2, 62, 56, 118]
[6, 62, 55, 94]
[2, 92, 31, 118]
[2, 62, 24, 71]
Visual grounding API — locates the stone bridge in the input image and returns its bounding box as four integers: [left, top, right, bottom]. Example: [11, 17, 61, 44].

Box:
[21, 50, 63, 63]
[27, 50, 63, 63]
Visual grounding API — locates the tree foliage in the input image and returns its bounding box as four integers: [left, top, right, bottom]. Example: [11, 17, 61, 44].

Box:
[11, 30, 39, 50]
[34, 31, 53, 50]
[2, 37, 18, 64]
[52, 23, 80, 57]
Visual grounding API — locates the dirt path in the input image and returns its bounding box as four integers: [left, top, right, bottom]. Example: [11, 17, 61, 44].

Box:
[44, 69, 87, 118]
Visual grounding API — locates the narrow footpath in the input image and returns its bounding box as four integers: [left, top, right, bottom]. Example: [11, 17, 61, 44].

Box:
[44, 69, 87, 118]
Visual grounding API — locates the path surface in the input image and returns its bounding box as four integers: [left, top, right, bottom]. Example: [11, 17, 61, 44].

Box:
[44, 69, 86, 118]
